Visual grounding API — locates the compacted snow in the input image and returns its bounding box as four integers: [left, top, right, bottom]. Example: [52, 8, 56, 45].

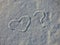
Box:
[0, 0, 60, 45]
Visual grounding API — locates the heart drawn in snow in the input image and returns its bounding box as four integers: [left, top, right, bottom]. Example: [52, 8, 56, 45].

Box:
[8, 15, 31, 32]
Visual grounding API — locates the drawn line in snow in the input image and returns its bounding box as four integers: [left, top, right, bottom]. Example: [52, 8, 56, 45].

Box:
[18, 15, 31, 32]
[8, 19, 19, 30]
[33, 10, 42, 16]
[40, 12, 50, 23]
[33, 10, 44, 23]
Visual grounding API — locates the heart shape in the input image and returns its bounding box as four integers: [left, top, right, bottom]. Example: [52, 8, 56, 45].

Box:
[8, 15, 31, 32]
